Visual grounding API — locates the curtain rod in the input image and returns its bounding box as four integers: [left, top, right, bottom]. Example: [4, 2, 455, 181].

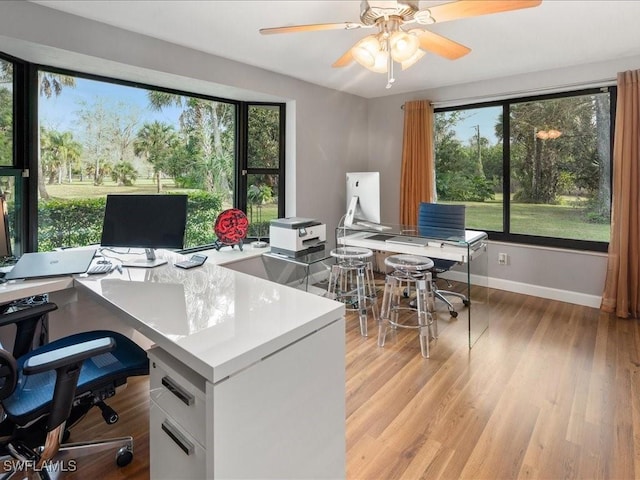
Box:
[401, 78, 616, 110]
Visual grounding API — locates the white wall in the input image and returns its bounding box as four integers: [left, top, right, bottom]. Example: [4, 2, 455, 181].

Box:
[0, 1, 369, 247]
[366, 56, 640, 307]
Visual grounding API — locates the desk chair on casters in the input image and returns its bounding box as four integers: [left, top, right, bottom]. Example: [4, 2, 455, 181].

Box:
[0, 302, 149, 479]
[417, 202, 470, 318]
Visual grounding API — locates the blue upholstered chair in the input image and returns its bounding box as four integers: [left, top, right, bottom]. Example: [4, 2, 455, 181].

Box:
[417, 202, 470, 317]
[0, 302, 149, 478]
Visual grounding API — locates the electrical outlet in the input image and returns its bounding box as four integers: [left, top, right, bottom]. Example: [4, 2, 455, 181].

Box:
[498, 252, 508, 265]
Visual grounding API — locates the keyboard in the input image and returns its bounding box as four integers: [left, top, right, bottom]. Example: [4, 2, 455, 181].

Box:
[86, 262, 114, 275]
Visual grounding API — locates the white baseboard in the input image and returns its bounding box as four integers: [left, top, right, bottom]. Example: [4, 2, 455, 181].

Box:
[444, 271, 601, 308]
[305, 264, 602, 309]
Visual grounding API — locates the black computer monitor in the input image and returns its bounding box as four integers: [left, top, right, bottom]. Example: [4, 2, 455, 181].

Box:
[100, 194, 188, 268]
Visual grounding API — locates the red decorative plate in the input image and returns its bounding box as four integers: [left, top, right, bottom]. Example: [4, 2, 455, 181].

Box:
[214, 208, 249, 245]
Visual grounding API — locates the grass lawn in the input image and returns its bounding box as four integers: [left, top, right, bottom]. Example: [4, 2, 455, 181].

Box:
[44, 179, 280, 225]
[446, 194, 610, 243]
[45, 179, 193, 199]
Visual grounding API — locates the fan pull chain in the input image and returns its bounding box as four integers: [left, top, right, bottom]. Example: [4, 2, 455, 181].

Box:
[386, 37, 395, 89]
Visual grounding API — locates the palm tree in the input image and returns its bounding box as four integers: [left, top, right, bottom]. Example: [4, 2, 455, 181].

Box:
[111, 161, 138, 186]
[49, 131, 82, 184]
[36, 72, 77, 198]
[146, 91, 234, 201]
[38, 72, 76, 98]
[133, 121, 178, 193]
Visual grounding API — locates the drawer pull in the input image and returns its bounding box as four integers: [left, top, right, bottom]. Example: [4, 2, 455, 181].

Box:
[162, 376, 194, 406]
[161, 420, 194, 456]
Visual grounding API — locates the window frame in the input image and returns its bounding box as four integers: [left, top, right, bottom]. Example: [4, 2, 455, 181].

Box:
[434, 86, 616, 252]
[1, 54, 286, 252]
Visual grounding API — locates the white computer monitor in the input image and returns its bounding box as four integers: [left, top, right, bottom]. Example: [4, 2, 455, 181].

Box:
[345, 172, 381, 225]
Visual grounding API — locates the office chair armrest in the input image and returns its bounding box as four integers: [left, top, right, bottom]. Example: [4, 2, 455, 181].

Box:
[0, 302, 59, 358]
[0, 302, 58, 328]
[23, 336, 115, 375]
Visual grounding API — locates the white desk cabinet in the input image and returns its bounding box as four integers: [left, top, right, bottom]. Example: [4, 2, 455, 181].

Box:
[149, 318, 345, 479]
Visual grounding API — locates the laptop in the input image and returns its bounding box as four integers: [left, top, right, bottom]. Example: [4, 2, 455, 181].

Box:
[385, 235, 430, 247]
[5, 249, 97, 280]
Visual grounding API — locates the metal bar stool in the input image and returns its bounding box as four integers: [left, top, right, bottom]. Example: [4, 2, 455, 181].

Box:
[327, 246, 378, 336]
[378, 254, 436, 358]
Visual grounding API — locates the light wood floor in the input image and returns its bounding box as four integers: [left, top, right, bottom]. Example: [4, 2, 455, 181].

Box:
[58, 286, 640, 479]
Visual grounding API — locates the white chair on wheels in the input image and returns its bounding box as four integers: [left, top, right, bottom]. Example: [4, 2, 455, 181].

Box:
[378, 254, 436, 358]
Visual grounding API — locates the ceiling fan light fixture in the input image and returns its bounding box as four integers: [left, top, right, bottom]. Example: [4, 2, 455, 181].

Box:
[400, 48, 425, 70]
[351, 35, 381, 68]
[389, 30, 419, 62]
[370, 49, 389, 73]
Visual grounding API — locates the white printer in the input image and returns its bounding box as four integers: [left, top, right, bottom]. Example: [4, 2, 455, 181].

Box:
[269, 217, 326, 257]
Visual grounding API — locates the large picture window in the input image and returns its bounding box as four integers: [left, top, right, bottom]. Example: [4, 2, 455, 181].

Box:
[34, 68, 284, 252]
[435, 88, 613, 251]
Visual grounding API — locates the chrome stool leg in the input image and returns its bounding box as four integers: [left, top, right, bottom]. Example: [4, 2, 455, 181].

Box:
[378, 275, 396, 347]
[355, 264, 368, 336]
[326, 264, 340, 300]
[416, 277, 433, 358]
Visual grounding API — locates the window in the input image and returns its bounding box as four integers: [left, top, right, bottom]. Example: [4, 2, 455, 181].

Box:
[0, 55, 23, 257]
[33, 68, 284, 251]
[435, 88, 613, 251]
[0, 58, 12, 167]
[242, 104, 284, 241]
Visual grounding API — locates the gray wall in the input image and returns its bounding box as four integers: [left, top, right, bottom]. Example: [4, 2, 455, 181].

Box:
[1, 1, 636, 307]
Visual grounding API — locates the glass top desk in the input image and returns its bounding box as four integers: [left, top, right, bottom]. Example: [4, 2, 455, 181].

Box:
[262, 249, 333, 295]
[337, 223, 489, 348]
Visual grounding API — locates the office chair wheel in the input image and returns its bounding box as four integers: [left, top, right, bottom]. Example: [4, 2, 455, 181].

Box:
[449, 309, 458, 318]
[116, 446, 133, 467]
[463, 299, 471, 307]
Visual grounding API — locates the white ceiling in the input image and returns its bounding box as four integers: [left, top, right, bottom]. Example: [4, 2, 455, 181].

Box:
[29, 0, 640, 99]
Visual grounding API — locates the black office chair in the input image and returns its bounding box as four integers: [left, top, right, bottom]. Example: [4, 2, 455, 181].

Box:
[417, 202, 470, 317]
[0, 302, 149, 479]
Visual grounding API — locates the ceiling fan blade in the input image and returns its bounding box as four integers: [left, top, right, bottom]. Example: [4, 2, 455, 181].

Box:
[428, 0, 542, 24]
[259, 22, 364, 35]
[415, 30, 471, 60]
[332, 48, 354, 68]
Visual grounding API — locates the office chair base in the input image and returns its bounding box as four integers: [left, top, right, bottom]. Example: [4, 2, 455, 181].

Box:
[49, 435, 134, 466]
[434, 289, 469, 318]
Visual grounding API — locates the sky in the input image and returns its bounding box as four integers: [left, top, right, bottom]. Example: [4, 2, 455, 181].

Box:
[450, 106, 501, 146]
[38, 76, 183, 134]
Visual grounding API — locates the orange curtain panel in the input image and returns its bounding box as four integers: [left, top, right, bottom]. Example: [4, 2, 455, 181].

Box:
[400, 100, 435, 226]
[601, 70, 640, 318]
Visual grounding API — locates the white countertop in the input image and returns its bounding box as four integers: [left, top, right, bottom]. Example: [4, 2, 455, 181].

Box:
[75, 249, 344, 383]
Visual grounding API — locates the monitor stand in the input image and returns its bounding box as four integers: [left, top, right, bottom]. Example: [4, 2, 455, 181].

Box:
[121, 248, 167, 268]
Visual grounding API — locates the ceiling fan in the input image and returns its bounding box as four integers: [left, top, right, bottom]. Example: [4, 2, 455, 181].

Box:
[260, 0, 542, 89]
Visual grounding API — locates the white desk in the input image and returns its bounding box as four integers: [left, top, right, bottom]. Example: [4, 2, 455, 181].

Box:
[338, 229, 487, 263]
[0, 248, 346, 479]
[338, 226, 489, 347]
